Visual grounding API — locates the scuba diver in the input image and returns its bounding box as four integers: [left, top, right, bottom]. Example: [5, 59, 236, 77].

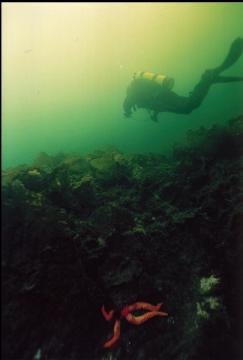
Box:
[123, 37, 243, 122]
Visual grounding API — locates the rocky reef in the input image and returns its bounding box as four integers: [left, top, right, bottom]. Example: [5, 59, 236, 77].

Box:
[2, 116, 243, 360]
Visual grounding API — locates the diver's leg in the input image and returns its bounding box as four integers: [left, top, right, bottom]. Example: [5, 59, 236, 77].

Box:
[183, 72, 243, 113]
[182, 74, 214, 113]
[166, 39, 243, 114]
[214, 37, 243, 74]
[161, 73, 220, 114]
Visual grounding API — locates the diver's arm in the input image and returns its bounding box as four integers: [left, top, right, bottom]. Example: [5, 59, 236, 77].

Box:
[123, 82, 137, 117]
[151, 111, 159, 122]
[123, 84, 137, 117]
[123, 96, 134, 117]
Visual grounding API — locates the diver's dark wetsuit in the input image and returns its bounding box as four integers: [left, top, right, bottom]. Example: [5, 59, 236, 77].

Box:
[123, 38, 243, 121]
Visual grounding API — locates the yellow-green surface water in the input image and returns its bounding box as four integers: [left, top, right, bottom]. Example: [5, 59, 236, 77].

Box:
[2, 3, 243, 169]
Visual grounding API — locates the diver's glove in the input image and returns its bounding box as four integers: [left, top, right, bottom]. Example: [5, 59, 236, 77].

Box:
[151, 111, 159, 122]
[123, 96, 135, 118]
[124, 111, 132, 118]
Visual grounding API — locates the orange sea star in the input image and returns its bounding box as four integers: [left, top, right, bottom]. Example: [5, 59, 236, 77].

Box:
[101, 301, 168, 348]
[103, 319, 120, 348]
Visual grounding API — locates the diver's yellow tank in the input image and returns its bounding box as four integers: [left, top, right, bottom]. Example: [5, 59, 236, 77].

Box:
[133, 71, 175, 90]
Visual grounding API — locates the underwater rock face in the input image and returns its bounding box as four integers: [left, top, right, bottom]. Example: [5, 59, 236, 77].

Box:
[2, 116, 243, 360]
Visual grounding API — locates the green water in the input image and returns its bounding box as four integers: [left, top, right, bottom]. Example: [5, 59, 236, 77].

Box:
[2, 3, 243, 169]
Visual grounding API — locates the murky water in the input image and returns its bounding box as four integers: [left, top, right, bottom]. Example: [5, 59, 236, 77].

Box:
[2, 3, 243, 168]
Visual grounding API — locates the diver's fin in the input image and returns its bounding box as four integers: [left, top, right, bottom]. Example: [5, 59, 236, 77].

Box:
[215, 37, 243, 74]
[214, 75, 243, 83]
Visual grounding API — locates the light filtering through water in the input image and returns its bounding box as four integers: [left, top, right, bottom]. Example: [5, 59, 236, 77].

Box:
[2, 3, 243, 168]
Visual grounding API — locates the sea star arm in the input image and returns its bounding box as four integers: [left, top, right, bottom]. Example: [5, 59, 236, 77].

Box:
[103, 319, 121, 348]
[125, 310, 168, 325]
[101, 305, 114, 321]
[126, 302, 163, 313]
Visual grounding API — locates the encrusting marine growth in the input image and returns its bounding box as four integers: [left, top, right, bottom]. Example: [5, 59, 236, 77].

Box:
[101, 302, 168, 348]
